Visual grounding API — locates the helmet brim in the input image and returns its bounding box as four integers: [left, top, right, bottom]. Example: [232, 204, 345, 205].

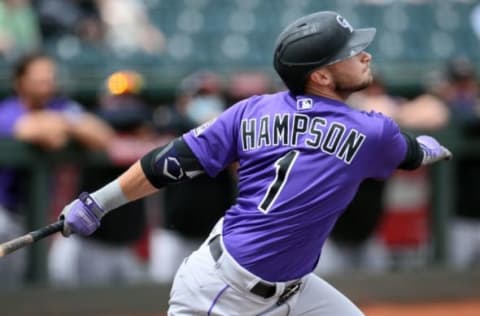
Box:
[327, 27, 376, 65]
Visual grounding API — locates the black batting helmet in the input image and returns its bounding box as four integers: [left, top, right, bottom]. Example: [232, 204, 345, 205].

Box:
[273, 11, 376, 94]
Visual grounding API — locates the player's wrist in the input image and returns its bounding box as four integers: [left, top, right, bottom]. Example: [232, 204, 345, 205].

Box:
[90, 179, 129, 215]
[59, 180, 129, 237]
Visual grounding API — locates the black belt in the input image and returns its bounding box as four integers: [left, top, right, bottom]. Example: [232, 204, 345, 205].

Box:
[208, 235, 301, 301]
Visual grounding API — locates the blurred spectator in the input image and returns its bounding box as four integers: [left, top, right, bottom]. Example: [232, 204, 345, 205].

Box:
[150, 71, 236, 282]
[0, 0, 41, 60]
[95, 0, 165, 57]
[226, 71, 273, 104]
[438, 57, 479, 124]
[48, 70, 166, 286]
[349, 72, 450, 130]
[0, 52, 113, 289]
[155, 71, 226, 134]
[35, 0, 103, 44]
[436, 57, 480, 269]
[396, 81, 450, 131]
[387, 68, 449, 269]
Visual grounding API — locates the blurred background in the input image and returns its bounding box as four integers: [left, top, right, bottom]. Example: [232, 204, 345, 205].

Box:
[0, 0, 479, 315]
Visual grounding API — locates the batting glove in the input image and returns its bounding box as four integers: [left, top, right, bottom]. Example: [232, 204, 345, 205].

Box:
[60, 192, 105, 237]
[416, 135, 452, 165]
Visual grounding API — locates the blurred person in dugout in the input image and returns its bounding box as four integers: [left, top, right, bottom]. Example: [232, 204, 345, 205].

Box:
[0, 52, 113, 289]
[48, 70, 161, 286]
[437, 57, 480, 269]
[316, 72, 449, 274]
[150, 71, 237, 282]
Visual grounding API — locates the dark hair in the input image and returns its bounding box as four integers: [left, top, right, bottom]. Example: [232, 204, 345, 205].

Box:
[445, 56, 476, 82]
[12, 52, 53, 81]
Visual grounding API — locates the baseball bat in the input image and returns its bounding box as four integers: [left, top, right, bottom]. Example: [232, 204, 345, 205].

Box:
[0, 220, 64, 258]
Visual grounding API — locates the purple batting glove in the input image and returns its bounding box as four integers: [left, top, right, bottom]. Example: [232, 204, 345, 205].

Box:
[416, 135, 452, 165]
[60, 192, 105, 237]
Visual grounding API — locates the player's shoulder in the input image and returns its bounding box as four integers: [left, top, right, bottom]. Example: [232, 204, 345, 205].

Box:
[355, 108, 388, 120]
[356, 109, 397, 125]
[354, 110, 400, 137]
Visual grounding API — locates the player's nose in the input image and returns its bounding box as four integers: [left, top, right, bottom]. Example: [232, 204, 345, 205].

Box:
[360, 51, 372, 63]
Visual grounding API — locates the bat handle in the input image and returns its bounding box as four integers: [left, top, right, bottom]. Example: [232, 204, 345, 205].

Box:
[30, 220, 64, 242]
[0, 220, 64, 258]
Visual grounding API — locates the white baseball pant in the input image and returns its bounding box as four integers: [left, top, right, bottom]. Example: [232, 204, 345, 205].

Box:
[449, 217, 480, 269]
[0, 206, 26, 289]
[168, 218, 364, 315]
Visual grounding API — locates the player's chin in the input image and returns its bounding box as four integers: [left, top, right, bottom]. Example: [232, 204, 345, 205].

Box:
[359, 74, 374, 89]
[350, 79, 372, 92]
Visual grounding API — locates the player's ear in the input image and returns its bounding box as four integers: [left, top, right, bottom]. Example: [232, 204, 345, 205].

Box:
[308, 68, 332, 87]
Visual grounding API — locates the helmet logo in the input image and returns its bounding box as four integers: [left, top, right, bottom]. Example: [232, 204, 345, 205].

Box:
[336, 15, 353, 33]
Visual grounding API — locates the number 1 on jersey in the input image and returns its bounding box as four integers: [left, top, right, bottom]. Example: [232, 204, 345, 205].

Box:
[258, 150, 299, 213]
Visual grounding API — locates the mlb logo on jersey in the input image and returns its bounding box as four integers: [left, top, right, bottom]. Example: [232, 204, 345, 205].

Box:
[297, 98, 313, 110]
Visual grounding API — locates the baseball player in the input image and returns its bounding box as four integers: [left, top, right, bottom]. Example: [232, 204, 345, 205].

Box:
[60, 11, 452, 315]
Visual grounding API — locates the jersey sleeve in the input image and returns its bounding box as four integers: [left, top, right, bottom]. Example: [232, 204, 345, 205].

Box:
[182, 101, 244, 177]
[370, 115, 407, 180]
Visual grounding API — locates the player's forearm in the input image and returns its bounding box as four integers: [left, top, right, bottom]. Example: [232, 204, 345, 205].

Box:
[60, 138, 206, 237]
[89, 161, 158, 214]
[93, 137, 206, 210]
[118, 161, 159, 201]
[72, 138, 196, 217]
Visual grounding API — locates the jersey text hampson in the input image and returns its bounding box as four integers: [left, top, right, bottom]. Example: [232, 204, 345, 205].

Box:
[240, 113, 366, 164]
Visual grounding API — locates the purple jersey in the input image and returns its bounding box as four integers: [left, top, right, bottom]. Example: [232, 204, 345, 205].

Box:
[183, 91, 406, 282]
[0, 97, 83, 212]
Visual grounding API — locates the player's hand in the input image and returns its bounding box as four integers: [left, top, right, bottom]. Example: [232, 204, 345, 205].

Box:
[416, 135, 452, 165]
[60, 192, 105, 237]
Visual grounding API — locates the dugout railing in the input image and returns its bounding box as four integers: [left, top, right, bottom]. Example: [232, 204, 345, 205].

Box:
[0, 140, 112, 284]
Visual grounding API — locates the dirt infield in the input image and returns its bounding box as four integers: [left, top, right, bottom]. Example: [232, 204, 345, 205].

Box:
[362, 299, 480, 316]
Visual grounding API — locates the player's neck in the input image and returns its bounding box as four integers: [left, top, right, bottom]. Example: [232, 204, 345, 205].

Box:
[303, 86, 349, 102]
